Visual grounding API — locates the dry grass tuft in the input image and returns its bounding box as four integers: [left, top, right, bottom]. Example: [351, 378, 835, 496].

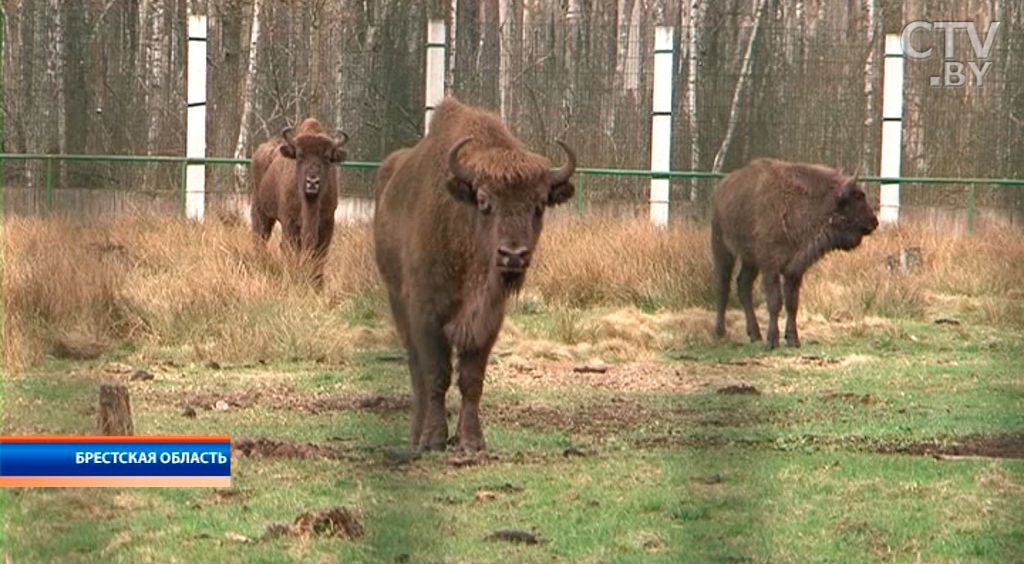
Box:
[531, 218, 714, 310]
[2, 215, 1020, 370]
[2, 216, 389, 369]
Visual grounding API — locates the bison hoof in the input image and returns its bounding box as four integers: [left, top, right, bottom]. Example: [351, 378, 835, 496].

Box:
[785, 336, 801, 348]
[418, 438, 449, 452]
[455, 436, 485, 453]
[418, 428, 450, 451]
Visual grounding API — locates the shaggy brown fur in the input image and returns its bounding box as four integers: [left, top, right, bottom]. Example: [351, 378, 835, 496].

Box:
[250, 118, 349, 289]
[711, 158, 879, 349]
[373, 97, 577, 452]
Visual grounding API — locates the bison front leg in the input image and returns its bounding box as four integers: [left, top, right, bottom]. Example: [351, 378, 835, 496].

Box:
[250, 207, 275, 244]
[281, 219, 302, 256]
[782, 273, 803, 348]
[412, 325, 452, 451]
[761, 272, 784, 350]
[454, 349, 490, 452]
[310, 219, 334, 292]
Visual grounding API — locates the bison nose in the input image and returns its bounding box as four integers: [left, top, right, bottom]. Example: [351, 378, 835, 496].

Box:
[498, 246, 531, 269]
[305, 176, 320, 194]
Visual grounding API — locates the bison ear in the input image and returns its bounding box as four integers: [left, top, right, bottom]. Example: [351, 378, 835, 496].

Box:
[330, 148, 348, 163]
[446, 177, 477, 205]
[279, 143, 296, 159]
[547, 180, 575, 206]
[837, 180, 859, 205]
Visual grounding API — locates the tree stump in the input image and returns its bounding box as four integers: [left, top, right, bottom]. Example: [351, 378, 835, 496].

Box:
[98, 383, 134, 435]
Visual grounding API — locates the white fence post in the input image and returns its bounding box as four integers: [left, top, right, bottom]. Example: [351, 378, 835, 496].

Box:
[186, 14, 207, 220]
[424, 19, 446, 135]
[879, 33, 903, 226]
[649, 26, 674, 227]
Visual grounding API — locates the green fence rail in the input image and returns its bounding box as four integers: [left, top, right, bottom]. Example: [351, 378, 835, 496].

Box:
[2, 153, 1023, 233]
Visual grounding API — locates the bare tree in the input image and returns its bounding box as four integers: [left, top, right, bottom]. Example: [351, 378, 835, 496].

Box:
[682, 0, 705, 198]
[498, 0, 523, 122]
[144, 0, 167, 153]
[480, 0, 500, 109]
[233, 0, 265, 190]
[711, 0, 769, 172]
[860, 0, 881, 177]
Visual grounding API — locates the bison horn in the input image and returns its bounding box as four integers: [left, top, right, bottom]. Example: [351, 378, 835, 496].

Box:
[547, 140, 577, 186]
[334, 131, 350, 148]
[281, 126, 295, 146]
[448, 137, 476, 186]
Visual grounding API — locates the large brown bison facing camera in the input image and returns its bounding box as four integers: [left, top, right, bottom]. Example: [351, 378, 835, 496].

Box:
[712, 158, 879, 349]
[250, 118, 349, 289]
[373, 97, 577, 452]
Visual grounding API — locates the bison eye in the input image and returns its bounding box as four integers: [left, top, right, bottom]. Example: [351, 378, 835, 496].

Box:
[478, 200, 493, 216]
[534, 203, 545, 218]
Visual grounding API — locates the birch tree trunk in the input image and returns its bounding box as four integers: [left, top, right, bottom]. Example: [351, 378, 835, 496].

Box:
[480, 0, 501, 109]
[860, 0, 881, 177]
[683, 0, 704, 199]
[453, 0, 481, 103]
[234, 0, 265, 190]
[607, 0, 635, 138]
[901, 0, 928, 176]
[563, 0, 580, 133]
[336, 0, 368, 142]
[44, 0, 66, 188]
[711, 0, 768, 172]
[65, 0, 91, 183]
[498, 0, 523, 123]
[145, 0, 166, 154]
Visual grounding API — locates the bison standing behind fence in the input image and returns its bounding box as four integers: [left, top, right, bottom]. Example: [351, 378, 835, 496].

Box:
[250, 118, 349, 290]
[373, 97, 577, 452]
[711, 158, 879, 349]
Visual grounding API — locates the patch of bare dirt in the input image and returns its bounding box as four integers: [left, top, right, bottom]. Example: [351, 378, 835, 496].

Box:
[492, 398, 680, 436]
[191, 489, 249, 509]
[765, 354, 876, 370]
[874, 434, 1024, 459]
[181, 385, 297, 411]
[263, 506, 365, 541]
[492, 395, 778, 438]
[820, 392, 881, 405]
[636, 433, 1024, 459]
[233, 438, 358, 460]
[717, 384, 761, 395]
[489, 359, 768, 394]
[178, 387, 410, 414]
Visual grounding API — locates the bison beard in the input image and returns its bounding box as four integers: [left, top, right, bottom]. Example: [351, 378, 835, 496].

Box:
[711, 158, 879, 349]
[373, 97, 576, 452]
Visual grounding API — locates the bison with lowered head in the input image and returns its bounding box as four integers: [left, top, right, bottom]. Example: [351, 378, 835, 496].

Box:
[250, 118, 349, 289]
[373, 97, 577, 452]
[711, 158, 879, 349]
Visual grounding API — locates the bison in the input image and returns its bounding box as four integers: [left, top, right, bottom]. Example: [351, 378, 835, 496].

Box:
[711, 158, 879, 349]
[373, 97, 577, 452]
[250, 118, 349, 289]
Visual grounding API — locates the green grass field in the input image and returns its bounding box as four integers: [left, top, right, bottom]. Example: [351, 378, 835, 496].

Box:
[3, 216, 1023, 562]
[3, 310, 1022, 564]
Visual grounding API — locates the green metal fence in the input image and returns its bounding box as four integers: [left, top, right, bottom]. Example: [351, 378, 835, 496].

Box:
[2, 153, 1023, 234]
